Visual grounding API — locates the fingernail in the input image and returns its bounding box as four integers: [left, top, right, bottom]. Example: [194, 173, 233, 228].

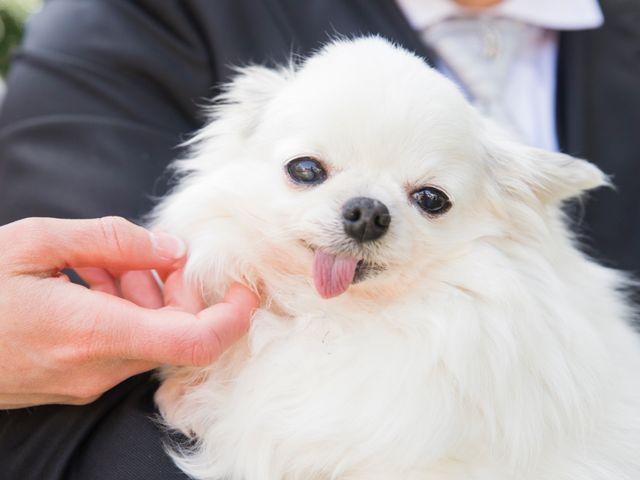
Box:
[152, 232, 186, 260]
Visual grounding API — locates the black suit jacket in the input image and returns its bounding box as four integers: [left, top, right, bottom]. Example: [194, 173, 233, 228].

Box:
[0, 1, 638, 479]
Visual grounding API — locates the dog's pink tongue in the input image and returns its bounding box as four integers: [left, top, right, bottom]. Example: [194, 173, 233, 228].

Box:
[313, 250, 358, 299]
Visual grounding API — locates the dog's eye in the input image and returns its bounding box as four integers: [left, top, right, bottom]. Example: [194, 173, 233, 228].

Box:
[411, 187, 451, 215]
[286, 157, 327, 185]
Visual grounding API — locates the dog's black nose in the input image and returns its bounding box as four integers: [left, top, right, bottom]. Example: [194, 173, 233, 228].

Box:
[342, 197, 391, 243]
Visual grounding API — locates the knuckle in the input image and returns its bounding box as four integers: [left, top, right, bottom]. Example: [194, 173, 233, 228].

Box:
[192, 327, 223, 367]
[17, 216, 46, 233]
[97, 216, 131, 256]
[173, 333, 218, 367]
[52, 346, 92, 370]
[51, 329, 104, 367]
[189, 341, 214, 367]
[1, 218, 49, 263]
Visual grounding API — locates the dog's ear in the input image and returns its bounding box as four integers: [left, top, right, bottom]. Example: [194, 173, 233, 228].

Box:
[176, 64, 294, 173]
[484, 123, 609, 204]
[189, 65, 294, 148]
[212, 65, 294, 138]
[520, 148, 608, 203]
[165, 64, 294, 179]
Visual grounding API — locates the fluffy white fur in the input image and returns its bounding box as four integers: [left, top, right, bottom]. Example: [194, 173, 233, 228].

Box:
[152, 37, 640, 479]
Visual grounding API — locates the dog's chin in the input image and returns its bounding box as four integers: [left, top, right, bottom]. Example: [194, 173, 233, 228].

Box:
[353, 259, 382, 284]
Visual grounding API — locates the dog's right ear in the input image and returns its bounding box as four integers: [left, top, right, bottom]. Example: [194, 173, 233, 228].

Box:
[176, 64, 294, 173]
[166, 64, 294, 178]
[205, 65, 294, 140]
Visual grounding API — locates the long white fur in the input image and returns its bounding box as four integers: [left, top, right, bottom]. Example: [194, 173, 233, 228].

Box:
[151, 37, 640, 479]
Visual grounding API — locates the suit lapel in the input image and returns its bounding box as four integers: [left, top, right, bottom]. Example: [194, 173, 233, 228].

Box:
[555, 30, 592, 158]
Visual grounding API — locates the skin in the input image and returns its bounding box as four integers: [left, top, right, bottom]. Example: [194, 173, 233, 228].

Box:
[0, 216, 259, 409]
[454, 0, 503, 8]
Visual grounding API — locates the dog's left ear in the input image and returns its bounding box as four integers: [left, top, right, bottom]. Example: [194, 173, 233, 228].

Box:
[523, 148, 609, 203]
[485, 125, 609, 204]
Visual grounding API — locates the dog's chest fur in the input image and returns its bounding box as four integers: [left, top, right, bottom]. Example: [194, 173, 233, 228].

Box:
[157, 270, 640, 479]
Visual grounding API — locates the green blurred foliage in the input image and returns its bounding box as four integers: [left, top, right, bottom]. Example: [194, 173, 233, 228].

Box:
[0, 0, 42, 76]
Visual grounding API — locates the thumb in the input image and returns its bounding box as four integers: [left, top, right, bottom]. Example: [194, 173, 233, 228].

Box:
[4, 216, 185, 273]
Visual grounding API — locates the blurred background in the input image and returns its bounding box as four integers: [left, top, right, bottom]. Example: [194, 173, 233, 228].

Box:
[0, 0, 41, 95]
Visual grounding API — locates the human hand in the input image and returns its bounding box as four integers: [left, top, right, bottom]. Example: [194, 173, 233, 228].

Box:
[0, 217, 259, 409]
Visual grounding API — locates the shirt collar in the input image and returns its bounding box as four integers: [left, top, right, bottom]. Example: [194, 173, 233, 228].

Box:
[395, 0, 604, 31]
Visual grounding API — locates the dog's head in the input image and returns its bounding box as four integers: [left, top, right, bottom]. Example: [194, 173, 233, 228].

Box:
[154, 37, 607, 306]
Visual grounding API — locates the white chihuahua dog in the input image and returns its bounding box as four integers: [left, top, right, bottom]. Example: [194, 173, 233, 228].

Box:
[152, 37, 640, 480]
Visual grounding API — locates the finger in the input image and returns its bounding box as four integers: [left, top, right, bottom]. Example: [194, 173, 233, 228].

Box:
[75, 267, 119, 296]
[103, 283, 259, 367]
[153, 266, 175, 283]
[195, 283, 260, 355]
[205, 283, 260, 330]
[119, 360, 159, 377]
[119, 270, 164, 309]
[4, 217, 186, 273]
[164, 269, 205, 314]
[0, 393, 79, 409]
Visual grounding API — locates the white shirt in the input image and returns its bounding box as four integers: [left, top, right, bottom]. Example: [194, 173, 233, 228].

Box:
[394, 0, 604, 150]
